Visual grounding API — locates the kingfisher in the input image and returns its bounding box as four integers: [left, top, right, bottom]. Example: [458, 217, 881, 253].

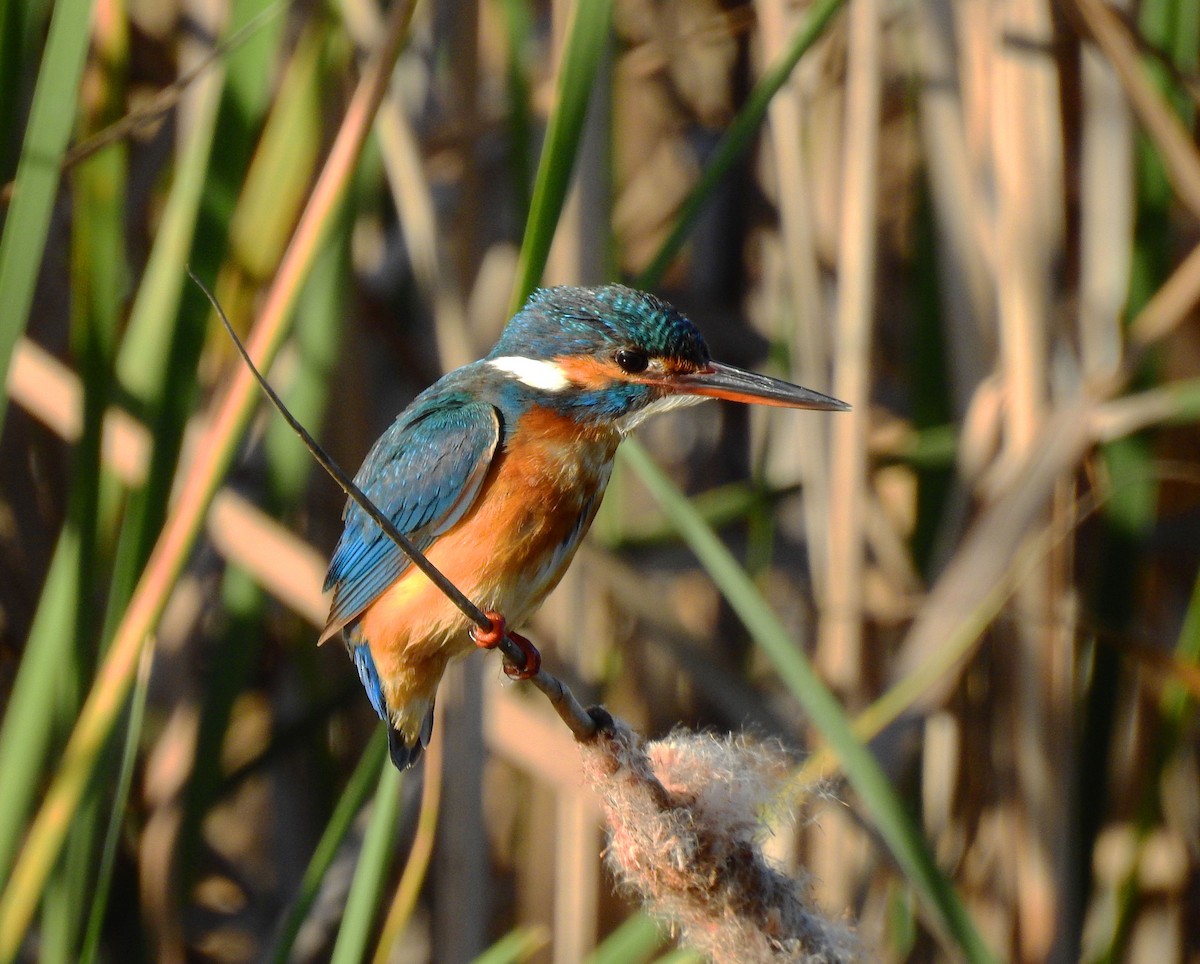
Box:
[322, 284, 848, 769]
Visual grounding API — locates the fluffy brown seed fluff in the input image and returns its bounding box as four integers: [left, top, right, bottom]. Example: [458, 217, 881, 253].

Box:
[580, 717, 857, 963]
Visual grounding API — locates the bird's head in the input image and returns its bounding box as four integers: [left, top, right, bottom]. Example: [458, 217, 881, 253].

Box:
[486, 285, 848, 432]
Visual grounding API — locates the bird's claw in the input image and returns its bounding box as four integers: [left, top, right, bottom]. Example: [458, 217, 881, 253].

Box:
[501, 630, 541, 680]
[471, 610, 508, 650]
[472, 611, 542, 680]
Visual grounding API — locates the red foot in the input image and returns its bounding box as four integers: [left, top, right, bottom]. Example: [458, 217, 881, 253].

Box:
[501, 630, 541, 680]
[471, 610, 508, 650]
[471, 611, 542, 680]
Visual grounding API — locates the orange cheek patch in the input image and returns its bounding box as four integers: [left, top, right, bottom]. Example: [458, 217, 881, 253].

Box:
[554, 355, 619, 389]
[556, 353, 706, 388]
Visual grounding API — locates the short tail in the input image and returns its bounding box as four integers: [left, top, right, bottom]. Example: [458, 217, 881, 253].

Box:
[386, 706, 434, 770]
[348, 632, 434, 770]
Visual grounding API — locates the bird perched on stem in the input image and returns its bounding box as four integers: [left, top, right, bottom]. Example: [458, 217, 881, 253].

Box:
[322, 285, 848, 769]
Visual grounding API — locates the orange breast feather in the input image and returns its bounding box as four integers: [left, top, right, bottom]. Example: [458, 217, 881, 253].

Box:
[358, 408, 618, 688]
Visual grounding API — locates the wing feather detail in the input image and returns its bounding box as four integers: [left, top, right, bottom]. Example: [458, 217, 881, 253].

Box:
[320, 397, 501, 643]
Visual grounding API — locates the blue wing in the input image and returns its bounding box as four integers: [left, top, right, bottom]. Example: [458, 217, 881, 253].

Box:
[320, 392, 501, 643]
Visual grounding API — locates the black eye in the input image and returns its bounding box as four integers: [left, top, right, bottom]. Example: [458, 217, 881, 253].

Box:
[614, 349, 649, 374]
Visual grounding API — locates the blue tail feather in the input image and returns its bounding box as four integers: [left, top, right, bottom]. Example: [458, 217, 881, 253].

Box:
[349, 632, 432, 770]
[351, 640, 389, 721]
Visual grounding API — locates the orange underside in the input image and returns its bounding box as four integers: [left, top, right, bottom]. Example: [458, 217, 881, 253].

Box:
[355, 408, 618, 735]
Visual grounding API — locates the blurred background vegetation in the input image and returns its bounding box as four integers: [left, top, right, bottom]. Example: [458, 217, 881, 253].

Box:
[1, 0, 1199, 960]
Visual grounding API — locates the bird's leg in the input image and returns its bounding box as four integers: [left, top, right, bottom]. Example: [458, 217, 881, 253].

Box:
[472, 611, 542, 680]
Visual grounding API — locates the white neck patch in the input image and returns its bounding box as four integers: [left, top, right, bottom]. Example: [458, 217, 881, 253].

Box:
[488, 356, 572, 392]
[614, 392, 709, 435]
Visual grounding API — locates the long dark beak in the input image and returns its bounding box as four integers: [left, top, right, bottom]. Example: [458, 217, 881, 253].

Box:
[666, 361, 850, 411]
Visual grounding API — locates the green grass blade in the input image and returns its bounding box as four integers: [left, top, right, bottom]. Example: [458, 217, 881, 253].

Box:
[497, 0, 535, 224]
[227, 18, 331, 284]
[177, 167, 348, 915]
[619, 440, 995, 963]
[584, 913, 663, 964]
[1084, 442, 1156, 964]
[78, 643, 152, 964]
[509, 0, 613, 310]
[38, 27, 132, 944]
[40, 791, 98, 963]
[263, 113, 349, 503]
[102, 0, 283, 644]
[330, 762, 404, 964]
[0, 116, 127, 893]
[268, 729, 387, 963]
[908, 194, 956, 576]
[0, 535, 81, 884]
[114, 59, 226, 408]
[635, 0, 846, 290]
[23, 530, 95, 964]
[0, 0, 95, 433]
[0, 7, 416, 953]
[595, 479, 798, 549]
[1161, 569, 1200, 716]
[173, 18, 339, 900]
[1095, 568, 1200, 964]
[471, 926, 551, 964]
[0, 0, 52, 178]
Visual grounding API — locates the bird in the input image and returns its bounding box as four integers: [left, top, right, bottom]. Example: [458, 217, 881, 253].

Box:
[321, 284, 848, 770]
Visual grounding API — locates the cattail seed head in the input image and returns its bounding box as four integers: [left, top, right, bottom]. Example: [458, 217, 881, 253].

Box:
[580, 718, 857, 962]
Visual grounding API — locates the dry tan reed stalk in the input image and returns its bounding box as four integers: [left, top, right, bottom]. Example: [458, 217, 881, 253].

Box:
[819, 0, 881, 692]
[1064, 0, 1200, 219]
[338, 0, 476, 373]
[985, 0, 1068, 955]
[756, 0, 835, 598]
